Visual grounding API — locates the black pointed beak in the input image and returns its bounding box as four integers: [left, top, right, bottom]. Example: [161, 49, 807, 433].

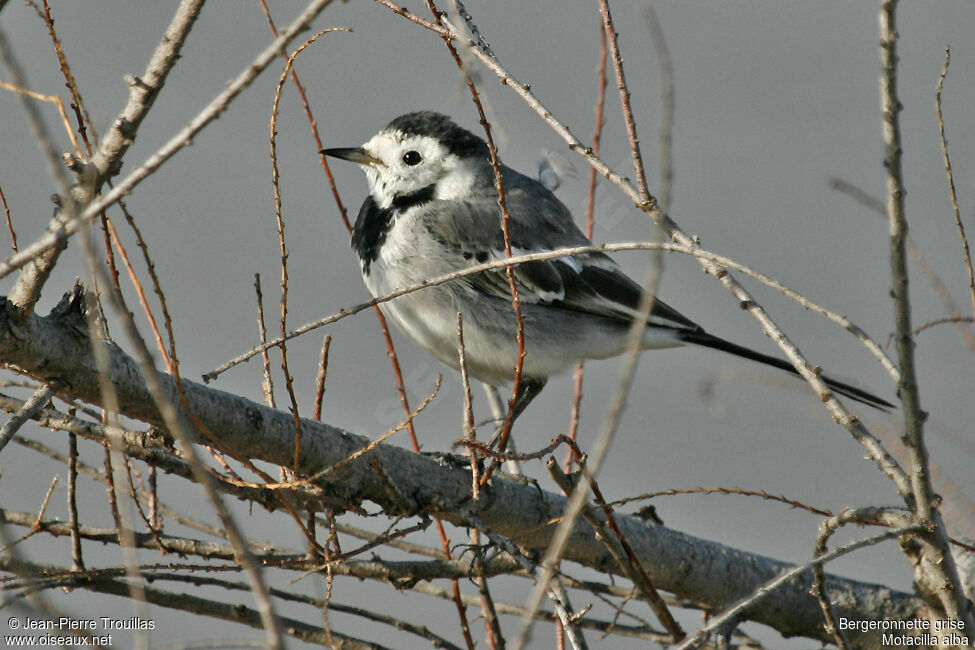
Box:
[321, 147, 384, 167]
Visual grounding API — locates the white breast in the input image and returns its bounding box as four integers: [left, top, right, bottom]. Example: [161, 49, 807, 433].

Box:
[361, 209, 465, 369]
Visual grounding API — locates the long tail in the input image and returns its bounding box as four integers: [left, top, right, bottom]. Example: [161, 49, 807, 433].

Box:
[676, 330, 894, 411]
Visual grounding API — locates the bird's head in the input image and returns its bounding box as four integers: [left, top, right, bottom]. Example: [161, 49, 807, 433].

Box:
[324, 111, 490, 210]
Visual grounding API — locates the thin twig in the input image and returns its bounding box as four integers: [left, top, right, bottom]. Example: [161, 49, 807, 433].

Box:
[457, 312, 480, 498]
[457, 435, 573, 464]
[0, 384, 53, 454]
[209, 241, 899, 384]
[13, 401, 359, 520]
[0, 555, 383, 649]
[829, 176, 975, 355]
[1, 506, 301, 565]
[124, 460, 169, 553]
[584, 22, 608, 240]
[332, 521, 443, 559]
[34, 477, 60, 527]
[644, 2, 674, 215]
[252, 376, 442, 490]
[0, 476, 58, 553]
[30, 0, 129, 327]
[255, 0, 423, 492]
[412, 579, 669, 642]
[161, 569, 461, 650]
[330, 519, 430, 563]
[268, 33, 343, 473]
[257, 0, 353, 232]
[469, 526, 504, 650]
[103, 216, 172, 371]
[0, 184, 18, 252]
[0, 80, 81, 156]
[599, 0, 651, 205]
[80, 201, 152, 650]
[36, 0, 97, 150]
[566, 17, 609, 455]
[68, 433, 85, 571]
[935, 46, 975, 319]
[424, 0, 526, 462]
[913, 316, 975, 338]
[254, 273, 276, 408]
[255, 6, 428, 483]
[611, 486, 834, 518]
[267, 29, 351, 474]
[5, 0, 207, 321]
[313, 333, 331, 420]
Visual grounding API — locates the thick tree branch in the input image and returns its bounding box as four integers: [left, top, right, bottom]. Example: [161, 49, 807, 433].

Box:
[0, 285, 922, 647]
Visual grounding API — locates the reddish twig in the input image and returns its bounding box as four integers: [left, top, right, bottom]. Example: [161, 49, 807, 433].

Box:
[101, 434, 123, 537]
[456, 312, 480, 498]
[419, 5, 517, 645]
[255, 6, 424, 481]
[423, 0, 526, 470]
[610, 486, 835, 518]
[566, 18, 609, 461]
[935, 46, 975, 320]
[103, 216, 172, 371]
[547, 459, 683, 642]
[457, 435, 574, 463]
[124, 459, 168, 552]
[913, 316, 975, 338]
[35, 0, 97, 151]
[257, 0, 352, 232]
[268, 38, 320, 474]
[598, 0, 651, 205]
[0, 80, 81, 156]
[0, 185, 17, 252]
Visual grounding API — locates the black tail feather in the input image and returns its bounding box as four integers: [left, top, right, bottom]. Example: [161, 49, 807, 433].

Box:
[676, 330, 894, 411]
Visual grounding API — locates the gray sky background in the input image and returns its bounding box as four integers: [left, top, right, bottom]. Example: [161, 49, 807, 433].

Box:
[2, 1, 974, 647]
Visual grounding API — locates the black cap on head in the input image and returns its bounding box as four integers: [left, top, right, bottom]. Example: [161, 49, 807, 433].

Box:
[385, 112, 489, 160]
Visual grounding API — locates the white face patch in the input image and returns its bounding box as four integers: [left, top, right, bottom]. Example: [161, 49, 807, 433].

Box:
[432, 155, 476, 202]
[358, 130, 473, 210]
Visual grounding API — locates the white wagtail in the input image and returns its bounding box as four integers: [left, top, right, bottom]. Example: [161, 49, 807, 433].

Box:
[324, 111, 892, 423]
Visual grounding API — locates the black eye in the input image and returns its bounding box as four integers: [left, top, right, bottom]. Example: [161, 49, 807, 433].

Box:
[402, 150, 422, 166]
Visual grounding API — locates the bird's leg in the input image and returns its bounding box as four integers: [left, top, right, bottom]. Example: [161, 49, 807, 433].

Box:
[489, 378, 547, 449]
